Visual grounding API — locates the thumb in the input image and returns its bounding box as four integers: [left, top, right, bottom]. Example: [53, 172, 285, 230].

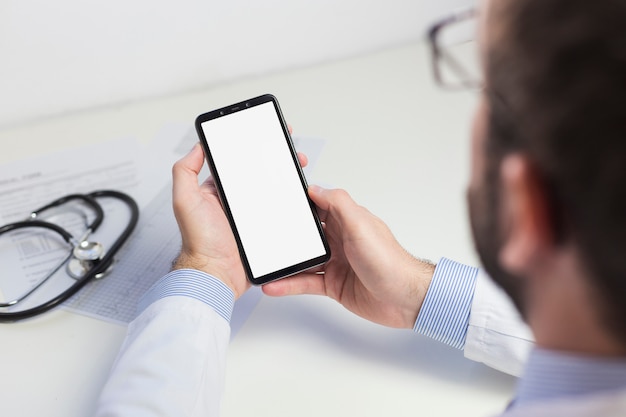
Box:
[172, 143, 205, 202]
[307, 184, 329, 210]
[308, 185, 357, 227]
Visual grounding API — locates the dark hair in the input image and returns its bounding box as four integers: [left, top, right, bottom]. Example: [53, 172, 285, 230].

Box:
[486, 0, 626, 344]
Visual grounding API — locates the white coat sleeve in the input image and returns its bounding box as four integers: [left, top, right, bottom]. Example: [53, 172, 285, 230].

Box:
[464, 268, 534, 377]
[415, 258, 534, 377]
[94, 270, 234, 417]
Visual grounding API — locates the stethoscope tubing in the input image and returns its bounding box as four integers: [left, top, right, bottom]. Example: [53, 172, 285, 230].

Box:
[0, 190, 139, 322]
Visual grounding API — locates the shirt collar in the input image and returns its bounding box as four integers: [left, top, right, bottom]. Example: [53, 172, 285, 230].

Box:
[514, 348, 626, 407]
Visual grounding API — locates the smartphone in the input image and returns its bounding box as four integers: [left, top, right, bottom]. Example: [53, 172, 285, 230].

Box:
[194, 94, 330, 285]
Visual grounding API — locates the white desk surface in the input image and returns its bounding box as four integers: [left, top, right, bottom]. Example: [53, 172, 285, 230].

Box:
[0, 41, 516, 416]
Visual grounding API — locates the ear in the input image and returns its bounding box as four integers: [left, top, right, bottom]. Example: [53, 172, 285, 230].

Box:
[498, 154, 555, 273]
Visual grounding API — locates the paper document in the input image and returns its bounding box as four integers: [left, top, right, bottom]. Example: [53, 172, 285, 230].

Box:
[0, 127, 325, 336]
[0, 138, 144, 311]
[0, 138, 141, 224]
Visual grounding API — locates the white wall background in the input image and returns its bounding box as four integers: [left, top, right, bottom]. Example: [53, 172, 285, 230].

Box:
[0, 0, 473, 128]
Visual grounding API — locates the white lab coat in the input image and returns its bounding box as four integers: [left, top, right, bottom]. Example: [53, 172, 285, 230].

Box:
[500, 390, 626, 417]
[95, 296, 230, 417]
[465, 269, 534, 377]
[93, 272, 626, 416]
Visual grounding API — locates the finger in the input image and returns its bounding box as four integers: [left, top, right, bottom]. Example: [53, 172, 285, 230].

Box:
[262, 273, 327, 297]
[307, 185, 331, 210]
[201, 175, 214, 187]
[288, 124, 293, 135]
[308, 185, 357, 226]
[297, 151, 308, 168]
[200, 175, 217, 192]
[172, 143, 205, 202]
[304, 264, 326, 274]
[307, 185, 328, 222]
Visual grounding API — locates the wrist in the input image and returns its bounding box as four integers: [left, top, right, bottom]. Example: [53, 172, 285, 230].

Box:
[413, 257, 478, 349]
[403, 256, 436, 328]
[172, 251, 236, 295]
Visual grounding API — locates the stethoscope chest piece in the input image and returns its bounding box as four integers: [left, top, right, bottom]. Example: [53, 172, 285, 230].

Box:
[67, 257, 91, 280]
[67, 240, 109, 280]
[0, 189, 138, 321]
[73, 240, 104, 261]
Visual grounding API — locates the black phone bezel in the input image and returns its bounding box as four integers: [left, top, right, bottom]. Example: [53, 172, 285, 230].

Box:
[194, 94, 330, 285]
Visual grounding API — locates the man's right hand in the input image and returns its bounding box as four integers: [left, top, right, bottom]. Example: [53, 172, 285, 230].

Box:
[170, 143, 250, 299]
[262, 185, 435, 329]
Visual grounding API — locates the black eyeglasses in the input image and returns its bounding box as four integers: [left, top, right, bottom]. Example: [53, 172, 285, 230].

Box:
[428, 9, 482, 90]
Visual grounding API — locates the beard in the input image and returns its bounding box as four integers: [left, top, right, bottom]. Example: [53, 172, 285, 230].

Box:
[467, 174, 528, 318]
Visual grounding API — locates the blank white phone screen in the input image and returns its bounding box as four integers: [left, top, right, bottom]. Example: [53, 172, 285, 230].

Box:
[200, 101, 326, 279]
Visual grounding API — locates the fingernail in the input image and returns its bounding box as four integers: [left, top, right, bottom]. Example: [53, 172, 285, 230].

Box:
[309, 184, 324, 194]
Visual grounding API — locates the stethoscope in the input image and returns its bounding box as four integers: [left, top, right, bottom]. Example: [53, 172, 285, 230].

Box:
[0, 190, 139, 322]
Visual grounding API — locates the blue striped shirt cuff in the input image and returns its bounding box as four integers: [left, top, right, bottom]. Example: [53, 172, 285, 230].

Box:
[414, 257, 478, 349]
[138, 269, 235, 323]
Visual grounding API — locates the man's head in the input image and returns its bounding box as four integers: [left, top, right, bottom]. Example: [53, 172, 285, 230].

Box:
[469, 0, 626, 349]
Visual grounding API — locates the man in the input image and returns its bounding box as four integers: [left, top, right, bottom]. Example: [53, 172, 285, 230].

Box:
[95, 0, 626, 415]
